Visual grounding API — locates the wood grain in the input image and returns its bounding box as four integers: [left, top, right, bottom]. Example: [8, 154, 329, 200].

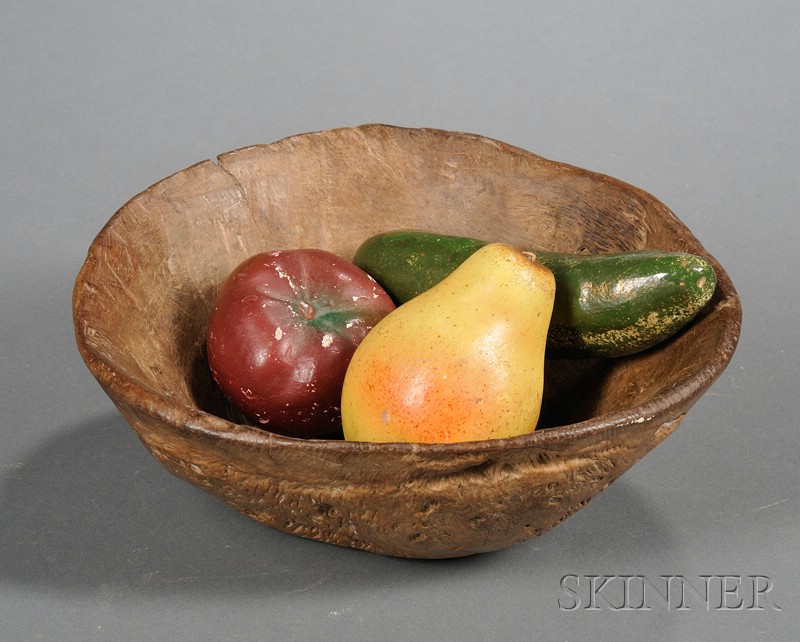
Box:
[73, 125, 741, 558]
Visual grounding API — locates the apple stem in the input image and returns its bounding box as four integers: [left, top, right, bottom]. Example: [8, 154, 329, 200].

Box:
[297, 300, 316, 320]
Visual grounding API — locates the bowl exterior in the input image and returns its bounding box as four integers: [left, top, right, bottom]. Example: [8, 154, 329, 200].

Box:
[107, 390, 687, 558]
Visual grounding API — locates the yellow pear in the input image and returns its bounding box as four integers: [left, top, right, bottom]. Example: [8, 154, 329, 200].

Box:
[341, 243, 556, 443]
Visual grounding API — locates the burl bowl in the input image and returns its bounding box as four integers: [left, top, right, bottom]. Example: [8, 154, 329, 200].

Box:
[73, 124, 741, 558]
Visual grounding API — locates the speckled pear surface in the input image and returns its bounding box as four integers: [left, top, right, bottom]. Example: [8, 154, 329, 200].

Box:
[341, 243, 555, 443]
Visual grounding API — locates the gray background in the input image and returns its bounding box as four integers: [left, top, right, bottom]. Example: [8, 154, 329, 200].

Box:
[2, 1, 797, 640]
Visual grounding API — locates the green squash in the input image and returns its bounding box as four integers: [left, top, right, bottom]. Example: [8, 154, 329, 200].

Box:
[353, 230, 717, 357]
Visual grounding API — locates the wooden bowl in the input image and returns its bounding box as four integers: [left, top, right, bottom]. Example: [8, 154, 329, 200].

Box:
[73, 125, 741, 558]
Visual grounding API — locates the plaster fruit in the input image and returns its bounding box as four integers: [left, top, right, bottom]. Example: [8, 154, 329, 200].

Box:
[341, 243, 556, 444]
[207, 249, 395, 437]
[353, 229, 718, 357]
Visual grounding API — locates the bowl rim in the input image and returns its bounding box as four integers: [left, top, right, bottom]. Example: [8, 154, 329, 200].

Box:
[73, 124, 743, 457]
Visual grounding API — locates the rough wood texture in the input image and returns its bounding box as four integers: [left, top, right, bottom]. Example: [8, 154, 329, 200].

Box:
[73, 125, 741, 558]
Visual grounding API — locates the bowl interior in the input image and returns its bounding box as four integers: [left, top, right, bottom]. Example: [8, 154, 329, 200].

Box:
[75, 124, 739, 439]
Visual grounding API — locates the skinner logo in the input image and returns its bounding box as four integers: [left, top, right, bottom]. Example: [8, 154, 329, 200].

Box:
[558, 574, 781, 612]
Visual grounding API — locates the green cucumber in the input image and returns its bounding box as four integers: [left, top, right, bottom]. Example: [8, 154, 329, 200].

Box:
[353, 230, 717, 358]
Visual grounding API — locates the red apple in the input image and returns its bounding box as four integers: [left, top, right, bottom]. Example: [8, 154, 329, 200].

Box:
[207, 248, 395, 437]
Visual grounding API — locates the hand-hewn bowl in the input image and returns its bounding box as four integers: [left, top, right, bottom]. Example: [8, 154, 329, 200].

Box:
[73, 124, 741, 558]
